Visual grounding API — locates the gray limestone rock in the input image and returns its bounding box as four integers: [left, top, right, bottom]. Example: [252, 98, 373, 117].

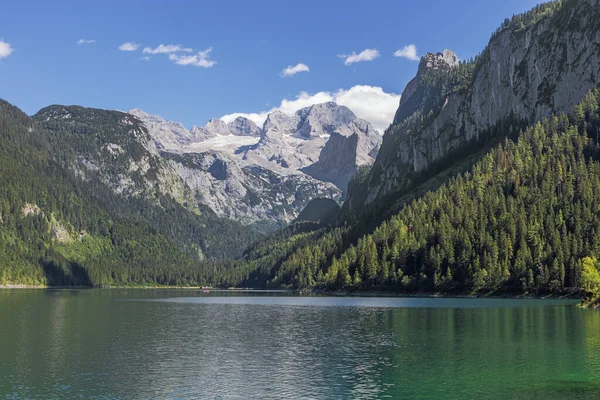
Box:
[364, 0, 600, 205]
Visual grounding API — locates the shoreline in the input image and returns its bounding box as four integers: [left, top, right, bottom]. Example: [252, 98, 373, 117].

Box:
[0, 284, 585, 302]
[0, 284, 293, 291]
[308, 289, 584, 303]
[0, 284, 50, 289]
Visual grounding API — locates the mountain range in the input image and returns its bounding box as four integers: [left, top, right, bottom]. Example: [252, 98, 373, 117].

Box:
[127, 102, 380, 230]
[0, 95, 382, 285]
[3, 0, 600, 298]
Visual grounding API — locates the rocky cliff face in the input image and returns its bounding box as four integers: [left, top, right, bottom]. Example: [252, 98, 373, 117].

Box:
[363, 0, 600, 205]
[397, 49, 459, 112]
[302, 119, 381, 190]
[162, 150, 340, 230]
[44, 101, 380, 229]
[128, 109, 261, 150]
[127, 108, 190, 151]
[296, 102, 357, 138]
[243, 102, 381, 177]
[228, 116, 261, 136]
[128, 102, 380, 227]
[38, 106, 190, 203]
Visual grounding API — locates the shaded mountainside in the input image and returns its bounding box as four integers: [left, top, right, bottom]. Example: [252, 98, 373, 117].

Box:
[234, 90, 600, 293]
[33, 105, 260, 259]
[160, 150, 340, 232]
[354, 0, 600, 210]
[295, 198, 340, 224]
[301, 117, 381, 191]
[0, 99, 225, 286]
[225, 1, 600, 296]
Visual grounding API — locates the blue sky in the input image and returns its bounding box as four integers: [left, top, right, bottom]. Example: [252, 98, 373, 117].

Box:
[1, 0, 543, 131]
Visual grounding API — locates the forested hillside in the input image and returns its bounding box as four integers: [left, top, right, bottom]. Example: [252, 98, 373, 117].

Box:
[34, 105, 259, 259]
[357, 0, 600, 212]
[0, 100, 250, 286]
[232, 90, 600, 295]
[3, 0, 600, 295]
[220, 0, 600, 296]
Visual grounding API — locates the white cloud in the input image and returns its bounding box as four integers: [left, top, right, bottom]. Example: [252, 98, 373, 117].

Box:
[76, 39, 96, 45]
[339, 48, 380, 65]
[0, 40, 13, 58]
[334, 86, 401, 132]
[141, 44, 215, 68]
[281, 63, 310, 77]
[394, 44, 419, 61]
[220, 85, 400, 132]
[139, 56, 151, 61]
[143, 44, 193, 54]
[278, 91, 335, 115]
[119, 42, 140, 51]
[220, 111, 271, 127]
[168, 48, 215, 68]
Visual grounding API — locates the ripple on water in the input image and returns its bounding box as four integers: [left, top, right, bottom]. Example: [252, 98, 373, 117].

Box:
[0, 291, 595, 400]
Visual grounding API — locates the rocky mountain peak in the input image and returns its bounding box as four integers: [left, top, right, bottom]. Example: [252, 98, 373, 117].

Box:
[228, 116, 261, 137]
[262, 110, 299, 138]
[295, 102, 357, 138]
[128, 108, 192, 150]
[204, 118, 231, 137]
[241, 102, 381, 181]
[189, 125, 215, 142]
[128, 108, 148, 117]
[398, 49, 459, 110]
[364, 0, 600, 206]
[302, 119, 382, 190]
[417, 49, 459, 76]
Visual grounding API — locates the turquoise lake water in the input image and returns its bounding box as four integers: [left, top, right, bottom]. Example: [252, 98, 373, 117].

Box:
[0, 290, 598, 399]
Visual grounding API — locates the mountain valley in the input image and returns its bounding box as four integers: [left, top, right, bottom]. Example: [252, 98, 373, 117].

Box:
[2, 0, 600, 299]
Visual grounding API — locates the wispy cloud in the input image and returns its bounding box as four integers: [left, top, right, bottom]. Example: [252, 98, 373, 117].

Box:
[0, 40, 13, 58]
[220, 85, 400, 132]
[168, 48, 215, 68]
[76, 39, 96, 45]
[281, 63, 310, 77]
[142, 44, 192, 54]
[339, 48, 379, 65]
[140, 43, 215, 68]
[119, 42, 140, 51]
[139, 56, 151, 61]
[394, 44, 419, 61]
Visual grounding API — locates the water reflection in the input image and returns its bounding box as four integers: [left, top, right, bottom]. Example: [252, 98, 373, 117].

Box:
[0, 290, 598, 399]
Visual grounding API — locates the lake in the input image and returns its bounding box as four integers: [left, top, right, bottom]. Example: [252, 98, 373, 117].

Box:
[0, 290, 598, 399]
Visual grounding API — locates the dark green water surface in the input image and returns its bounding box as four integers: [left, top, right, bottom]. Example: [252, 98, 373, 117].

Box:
[0, 290, 598, 399]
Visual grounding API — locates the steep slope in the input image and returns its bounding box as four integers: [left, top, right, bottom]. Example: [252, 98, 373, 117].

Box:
[0, 99, 230, 286]
[358, 0, 600, 207]
[127, 108, 199, 151]
[237, 89, 600, 293]
[33, 105, 260, 260]
[226, 1, 600, 295]
[131, 108, 342, 229]
[243, 102, 381, 178]
[128, 102, 380, 229]
[160, 150, 340, 231]
[228, 116, 261, 136]
[302, 118, 381, 190]
[295, 198, 341, 224]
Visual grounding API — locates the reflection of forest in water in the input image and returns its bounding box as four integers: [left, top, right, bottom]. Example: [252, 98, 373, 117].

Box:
[0, 290, 599, 399]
